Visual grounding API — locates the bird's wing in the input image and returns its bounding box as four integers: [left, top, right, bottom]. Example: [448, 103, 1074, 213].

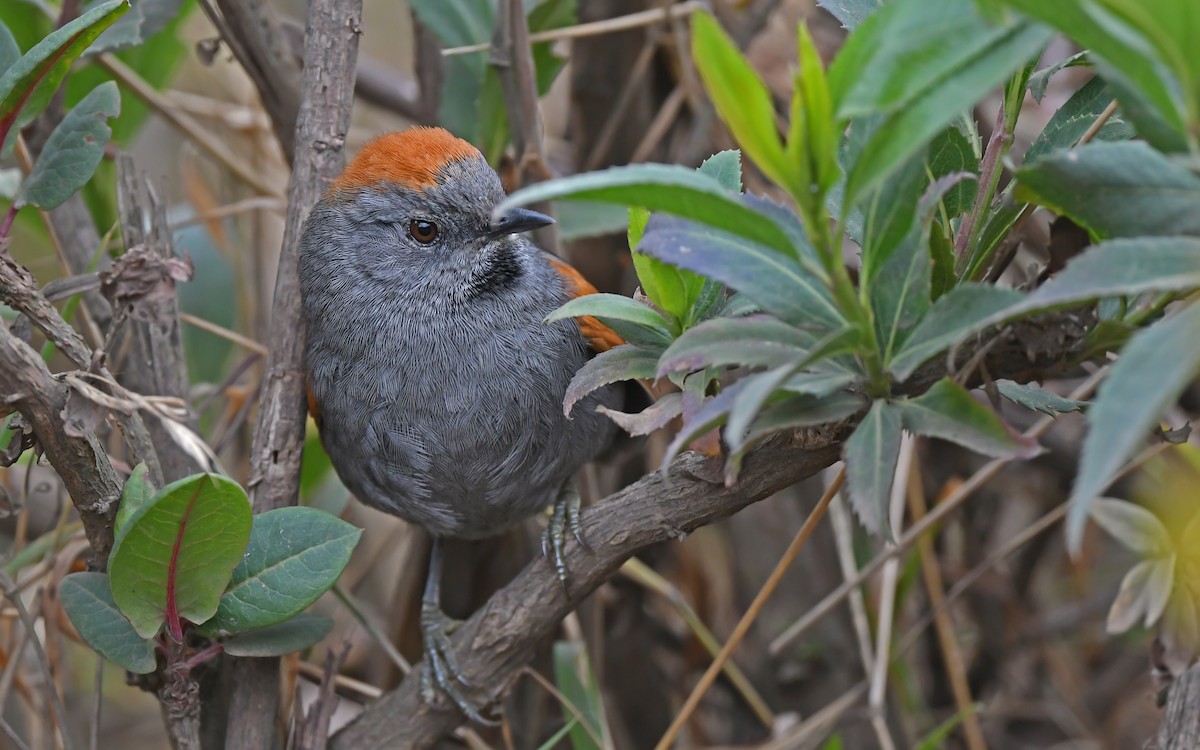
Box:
[545, 254, 625, 354]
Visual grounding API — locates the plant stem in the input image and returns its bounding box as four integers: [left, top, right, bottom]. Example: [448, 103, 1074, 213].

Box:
[955, 104, 1009, 273]
[0, 203, 18, 242]
[185, 642, 225, 669]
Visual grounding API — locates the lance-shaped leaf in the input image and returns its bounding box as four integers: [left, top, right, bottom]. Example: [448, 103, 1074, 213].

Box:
[996, 381, 1087, 415]
[691, 12, 791, 196]
[552, 640, 608, 750]
[496, 164, 798, 258]
[637, 215, 844, 330]
[564, 344, 661, 415]
[1017, 141, 1200, 238]
[108, 474, 251, 640]
[60, 572, 155, 674]
[1107, 557, 1175, 634]
[1025, 77, 1134, 162]
[891, 237, 1200, 381]
[657, 315, 819, 377]
[0, 0, 129, 156]
[1091, 498, 1173, 558]
[843, 399, 903, 536]
[725, 391, 866, 484]
[547, 293, 675, 345]
[220, 613, 334, 657]
[16, 81, 119, 210]
[0, 22, 19, 77]
[896, 378, 1040, 459]
[597, 393, 683, 437]
[199, 507, 360, 636]
[926, 126, 979, 219]
[661, 382, 744, 470]
[1068, 301, 1200, 553]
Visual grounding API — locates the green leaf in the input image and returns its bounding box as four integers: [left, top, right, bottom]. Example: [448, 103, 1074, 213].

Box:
[60, 572, 155, 674]
[1090, 498, 1172, 558]
[637, 215, 844, 329]
[0, 21, 19, 76]
[220, 613, 334, 657]
[843, 400, 903, 536]
[896, 378, 1040, 458]
[114, 462, 154, 536]
[860, 149, 924, 286]
[1017, 141, 1200, 238]
[785, 22, 840, 221]
[547, 293, 675, 340]
[597, 392, 683, 437]
[1025, 77, 1134, 162]
[1027, 51, 1089, 102]
[998, 0, 1189, 152]
[926, 126, 979, 219]
[16, 80, 119, 209]
[726, 392, 864, 483]
[563, 344, 660, 415]
[995, 380, 1087, 415]
[892, 237, 1200, 380]
[0, 0, 129, 156]
[817, 0, 882, 30]
[661, 384, 741, 468]
[698, 149, 742, 192]
[554, 201, 631, 241]
[108, 473, 252, 640]
[657, 315, 818, 376]
[1068, 301, 1200, 552]
[552, 640, 607, 750]
[1107, 557, 1174, 633]
[914, 704, 982, 750]
[199, 507, 361, 636]
[498, 164, 798, 258]
[834, 0, 1050, 208]
[690, 12, 790, 194]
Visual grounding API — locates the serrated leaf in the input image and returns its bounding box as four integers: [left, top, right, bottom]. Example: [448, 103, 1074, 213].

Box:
[896, 378, 1040, 458]
[842, 400, 903, 536]
[108, 473, 252, 640]
[199, 507, 360, 636]
[1090, 498, 1173, 558]
[0, 0, 129, 156]
[995, 380, 1087, 415]
[817, 0, 882, 30]
[891, 237, 1200, 381]
[860, 149, 924, 286]
[1017, 141, 1200, 238]
[114, 462, 154, 536]
[657, 315, 819, 377]
[16, 81, 119, 209]
[1069, 302, 1200, 552]
[637, 215, 843, 329]
[926, 127, 979, 218]
[691, 12, 791, 194]
[597, 392, 683, 436]
[1025, 77, 1133, 161]
[1027, 51, 1089, 102]
[498, 164, 798, 258]
[563, 344, 660, 415]
[661, 383, 743, 469]
[699, 149, 742, 192]
[60, 572, 155, 674]
[220, 613, 334, 657]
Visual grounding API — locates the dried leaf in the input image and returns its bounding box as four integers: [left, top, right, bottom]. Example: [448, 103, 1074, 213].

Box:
[99, 245, 193, 323]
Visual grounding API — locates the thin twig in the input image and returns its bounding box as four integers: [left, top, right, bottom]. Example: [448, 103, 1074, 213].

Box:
[0, 715, 33, 750]
[443, 1, 704, 56]
[296, 661, 381, 699]
[96, 54, 284, 199]
[179, 312, 269, 355]
[0, 576, 75, 750]
[653, 469, 846, 750]
[90, 656, 103, 750]
[906, 451, 987, 750]
[619, 557, 775, 728]
[331, 585, 411, 674]
[169, 197, 286, 230]
[769, 367, 1108, 655]
[955, 104, 1009, 269]
[520, 667, 605, 749]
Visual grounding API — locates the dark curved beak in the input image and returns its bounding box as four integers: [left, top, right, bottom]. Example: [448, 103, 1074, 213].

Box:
[487, 207, 554, 240]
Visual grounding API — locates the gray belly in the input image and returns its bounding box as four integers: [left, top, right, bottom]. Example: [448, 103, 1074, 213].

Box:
[311, 313, 616, 539]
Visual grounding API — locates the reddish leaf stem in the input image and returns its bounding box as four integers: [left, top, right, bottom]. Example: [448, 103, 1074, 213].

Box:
[0, 204, 17, 242]
[165, 485, 203, 643]
[184, 643, 224, 669]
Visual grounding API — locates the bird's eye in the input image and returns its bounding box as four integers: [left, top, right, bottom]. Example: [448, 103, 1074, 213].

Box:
[408, 219, 439, 244]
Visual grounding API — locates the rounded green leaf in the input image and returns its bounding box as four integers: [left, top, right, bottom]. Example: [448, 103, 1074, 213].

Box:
[220, 613, 333, 657]
[60, 572, 155, 674]
[199, 507, 361, 636]
[108, 473, 252, 639]
[16, 80, 120, 210]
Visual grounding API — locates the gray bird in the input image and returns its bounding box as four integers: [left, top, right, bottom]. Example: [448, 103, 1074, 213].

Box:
[298, 126, 619, 721]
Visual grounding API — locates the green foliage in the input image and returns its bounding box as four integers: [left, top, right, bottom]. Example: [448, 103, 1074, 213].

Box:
[552, 640, 607, 750]
[0, 0, 128, 155]
[63, 472, 361, 673]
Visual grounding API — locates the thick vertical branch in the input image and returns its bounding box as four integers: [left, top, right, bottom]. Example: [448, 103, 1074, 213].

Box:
[224, 1, 363, 748]
[1155, 664, 1200, 750]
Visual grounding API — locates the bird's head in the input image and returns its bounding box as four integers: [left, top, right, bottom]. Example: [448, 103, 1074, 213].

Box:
[302, 127, 552, 298]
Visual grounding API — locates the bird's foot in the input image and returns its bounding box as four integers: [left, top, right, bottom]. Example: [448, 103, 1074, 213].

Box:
[541, 481, 590, 591]
[419, 602, 498, 725]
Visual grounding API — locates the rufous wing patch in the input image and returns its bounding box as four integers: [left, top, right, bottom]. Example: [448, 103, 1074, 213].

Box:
[546, 256, 625, 354]
[333, 127, 481, 192]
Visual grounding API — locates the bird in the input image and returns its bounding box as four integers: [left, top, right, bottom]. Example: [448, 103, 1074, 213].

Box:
[297, 126, 621, 721]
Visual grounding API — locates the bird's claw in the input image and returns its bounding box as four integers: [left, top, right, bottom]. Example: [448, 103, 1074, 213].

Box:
[419, 603, 498, 726]
[542, 482, 589, 591]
